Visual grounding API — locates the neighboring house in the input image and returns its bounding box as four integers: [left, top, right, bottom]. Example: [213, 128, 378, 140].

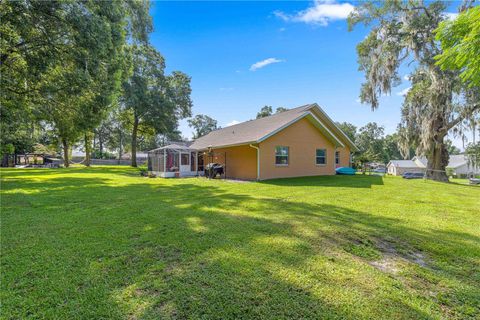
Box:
[148, 103, 359, 180]
[447, 154, 480, 176]
[387, 154, 479, 176]
[386, 160, 426, 176]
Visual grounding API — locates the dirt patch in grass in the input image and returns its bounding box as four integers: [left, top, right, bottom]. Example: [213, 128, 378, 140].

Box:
[369, 239, 427, 274]
[340, 233, 428, 274]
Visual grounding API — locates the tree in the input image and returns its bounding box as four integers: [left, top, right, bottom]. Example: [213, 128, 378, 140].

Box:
[188, 115, 218, 139]
[382, 133, 402, 162]
[355, 122, 385, 163]
[0, 1, 152, 166]
[121, 44, 192, 167]
[435, 6, 480, 87]
[465, 142, 480, 174]
[275, 107, 289, 113]
[445, 139, 461, 155]
[256, 106, 273, 119]
[335, 122, 357, 142]
[348, 1, 480, 182]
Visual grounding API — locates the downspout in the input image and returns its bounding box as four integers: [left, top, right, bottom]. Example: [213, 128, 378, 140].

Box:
[249, 144, 260, 181]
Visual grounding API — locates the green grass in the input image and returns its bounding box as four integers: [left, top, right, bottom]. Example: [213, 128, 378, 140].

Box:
[1, 167, 479, 319]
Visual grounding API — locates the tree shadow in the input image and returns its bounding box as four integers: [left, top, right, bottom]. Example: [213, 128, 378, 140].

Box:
[1, 170, 478, 319]
[260, 174, 384, 188]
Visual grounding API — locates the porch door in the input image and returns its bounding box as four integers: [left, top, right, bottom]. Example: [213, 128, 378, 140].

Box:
[180, 152, 190, 172]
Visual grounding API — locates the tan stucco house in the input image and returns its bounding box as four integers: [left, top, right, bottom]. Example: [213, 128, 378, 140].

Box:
[148, 103, 358, 180]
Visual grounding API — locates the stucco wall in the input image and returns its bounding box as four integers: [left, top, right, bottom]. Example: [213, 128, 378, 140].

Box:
[209, 145, 257, 180]
[258, 117, 350, 180]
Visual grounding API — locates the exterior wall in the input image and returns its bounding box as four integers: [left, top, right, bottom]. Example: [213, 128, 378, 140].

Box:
[258, 117, 349, 180]
[451, 164, 480, 175]
[387, 164, 397, 175]
[388, 166, 425, 176]
[209, 145, 257, 180]
[337, 146, 351, 168]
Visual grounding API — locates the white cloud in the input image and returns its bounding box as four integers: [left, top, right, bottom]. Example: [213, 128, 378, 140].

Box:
[403, 74, 410, 81]
[250, 58, 284, 71]
[443, 12, 458, 21]
[355, 98, 362, 104]
[274, 0, 355, 26]
[225, 120, 240, 127]
[397, 87, 411, 96]
[279, 27, 286, 32]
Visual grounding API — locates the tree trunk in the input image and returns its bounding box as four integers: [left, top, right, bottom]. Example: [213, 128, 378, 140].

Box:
[131, 114, 139, 167]
[84, 132, 92, 167]
[99, 137, 104, 159]
[62, 138, 70, 168]
[118, 130, 123, 163]
[425, 139, 449, 182]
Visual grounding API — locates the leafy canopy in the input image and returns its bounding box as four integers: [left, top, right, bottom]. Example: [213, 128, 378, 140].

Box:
[188, 115, 219, 139]
[435, 6, 480, 87]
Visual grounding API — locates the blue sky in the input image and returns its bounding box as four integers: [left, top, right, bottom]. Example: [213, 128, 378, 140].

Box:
[149, 1, 464, 147]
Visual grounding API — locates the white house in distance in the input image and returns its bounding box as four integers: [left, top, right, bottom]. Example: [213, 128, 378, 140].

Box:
[387, 155, 479, 177]
[387, 159, 425, 176]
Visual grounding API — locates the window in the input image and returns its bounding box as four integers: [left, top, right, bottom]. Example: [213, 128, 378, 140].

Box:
[335, 151, 340, 165]
[316, 149, 326, 165]
[181, 153, 190, 166]
[275, 146, 289, 165]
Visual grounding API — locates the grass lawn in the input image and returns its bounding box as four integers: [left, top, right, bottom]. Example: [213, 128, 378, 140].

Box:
[1, 167, 479, 319]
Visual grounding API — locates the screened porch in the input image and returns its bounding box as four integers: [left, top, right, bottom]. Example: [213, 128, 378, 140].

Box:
[147, 144, 199, 178]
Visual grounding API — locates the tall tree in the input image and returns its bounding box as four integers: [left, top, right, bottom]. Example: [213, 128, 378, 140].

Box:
[355, 122, 385, 162]
[275, 107, 289, 113]
[335, 122, 357, 142]
[188, 115, 218, 139]
[348, 1, 480, 181]
[256, 106, 273, 119]
[0, 1, 152, 166]
[383, 133, 403, 162]
[435, 6, 480, 87]
[464, 142, 480, 173]
[121, 44, 192, 167]
[444, 139, 461, 155]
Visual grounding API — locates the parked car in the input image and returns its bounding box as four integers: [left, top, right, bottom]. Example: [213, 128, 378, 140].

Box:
[403, 172, 424, 179]
[372, 168, 386, 173]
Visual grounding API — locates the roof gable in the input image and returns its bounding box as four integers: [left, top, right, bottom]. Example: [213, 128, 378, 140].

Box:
[189, 103, 358, 151]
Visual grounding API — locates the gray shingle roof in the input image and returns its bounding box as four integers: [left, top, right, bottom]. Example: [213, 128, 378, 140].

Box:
[389, 155, 468, 169]
[447, 155, 467, 168]
[388, 160, 419, 168]
[189, 104, 357, 150]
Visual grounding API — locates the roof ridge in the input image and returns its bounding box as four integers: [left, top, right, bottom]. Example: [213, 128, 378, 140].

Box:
[210, 104, 314, 132]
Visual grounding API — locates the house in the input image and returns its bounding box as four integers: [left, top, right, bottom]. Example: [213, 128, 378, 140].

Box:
[387, 154, 479, 177]
[148, 103, 358, 180]
[386, 160, 426, 176]
[446, 154, 480, 176]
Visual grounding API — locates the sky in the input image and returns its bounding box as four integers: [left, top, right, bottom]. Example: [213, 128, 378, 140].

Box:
[149, 0, 465, 148]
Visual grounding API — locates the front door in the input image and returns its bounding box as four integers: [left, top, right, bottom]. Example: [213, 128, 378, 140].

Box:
[180, 152, 190, 172]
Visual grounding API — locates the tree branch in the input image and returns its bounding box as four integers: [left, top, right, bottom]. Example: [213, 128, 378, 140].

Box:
[445, 103, 480, 132]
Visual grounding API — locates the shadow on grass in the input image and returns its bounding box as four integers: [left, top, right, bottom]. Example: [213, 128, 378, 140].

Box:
[0, 165, 139, 178]
[261, 174, 384, 188]
[1, 170, 479, 319]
